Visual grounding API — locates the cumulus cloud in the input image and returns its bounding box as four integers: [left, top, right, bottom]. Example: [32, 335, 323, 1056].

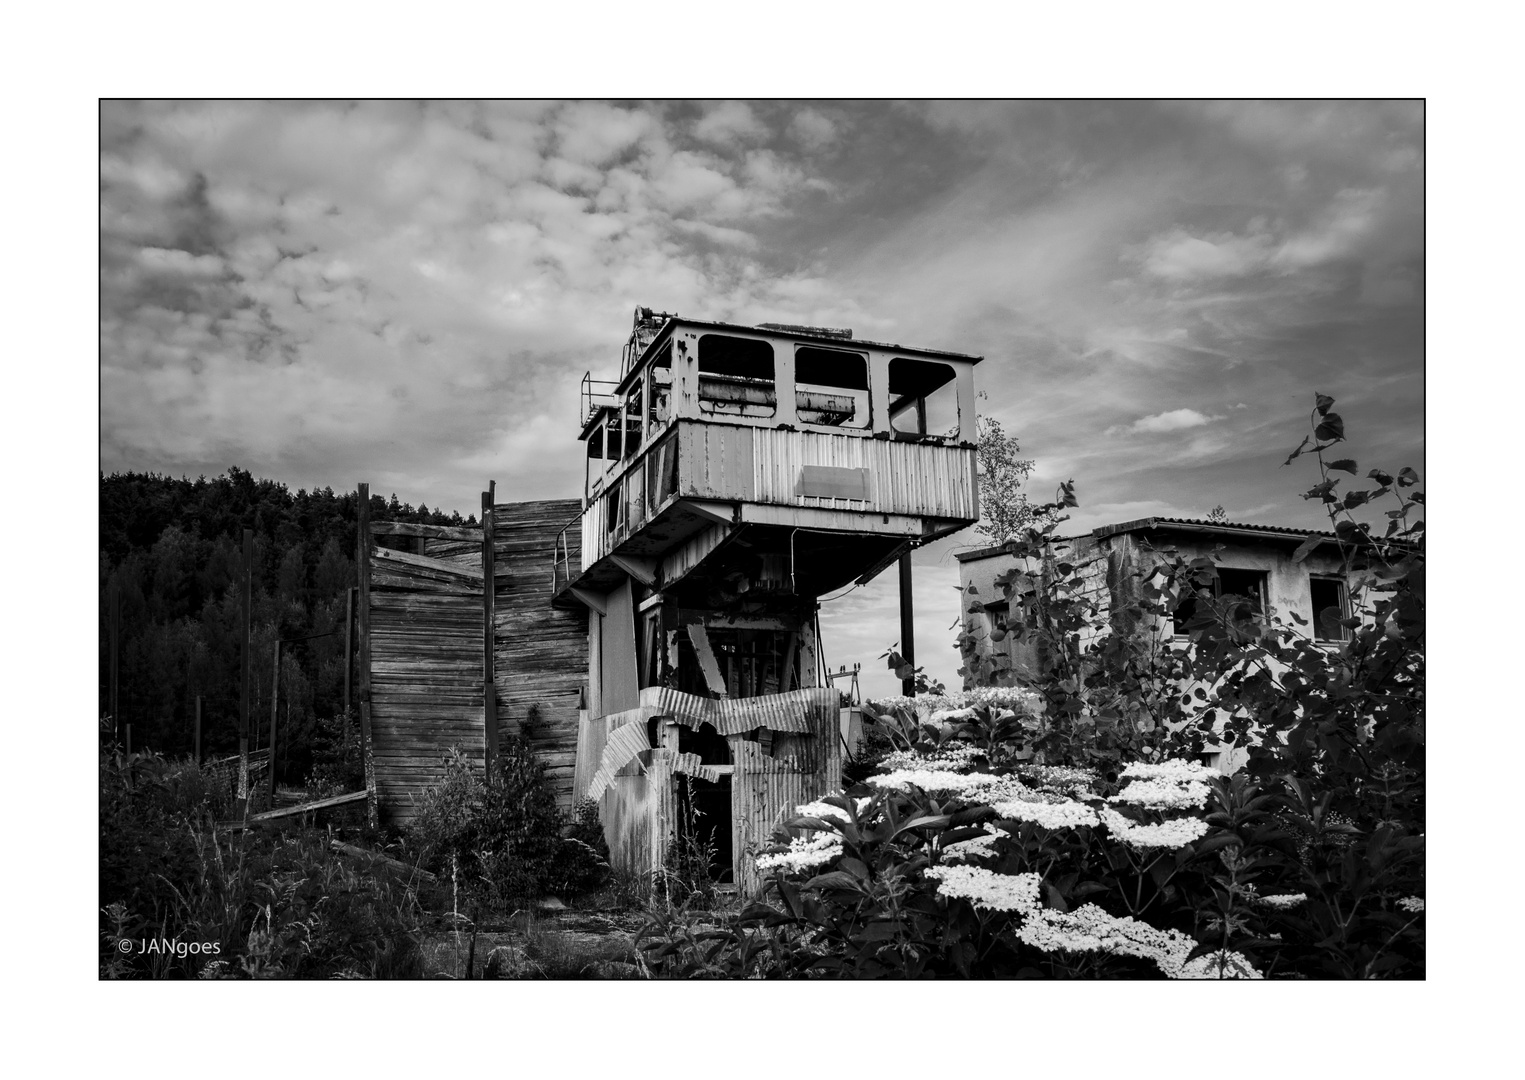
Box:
[99, 100, 1422, 685]
[788, 107, 838, 150]
[1107, 409, 1224, 436]
[693, 101, 767, 146]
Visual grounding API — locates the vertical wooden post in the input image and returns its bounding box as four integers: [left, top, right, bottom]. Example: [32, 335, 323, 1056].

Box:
[109, 580, 120, 746]
[899, 551, 916, 697]
[194, 695, 202, 767]
[268, 639, 281, 805]
[356, 484, 378, 829]
[343, 586, 354, 718]
[238, 528, 253, 807]
[482, 482, 498, 783]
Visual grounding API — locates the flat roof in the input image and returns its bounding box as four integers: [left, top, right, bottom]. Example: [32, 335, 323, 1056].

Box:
[610, 315, 983, 396]
[954, 516, 1342, 563]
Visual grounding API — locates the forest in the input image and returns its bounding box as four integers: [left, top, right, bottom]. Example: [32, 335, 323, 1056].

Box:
[98, 468, 472, 783]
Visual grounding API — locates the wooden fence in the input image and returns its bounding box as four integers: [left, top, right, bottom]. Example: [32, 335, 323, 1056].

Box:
[359, 486, 588, 827]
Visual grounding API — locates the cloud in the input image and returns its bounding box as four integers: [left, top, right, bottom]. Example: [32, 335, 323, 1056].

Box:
[99, 101, 1422, 679]
[1106, 409, 1224, 436]
[1137, 229, 1274, 281]
[693, 101, 767, 147]
[788, 108, 838, 151]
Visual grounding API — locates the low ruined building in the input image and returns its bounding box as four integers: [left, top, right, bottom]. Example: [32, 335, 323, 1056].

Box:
[355, 308, 984, 892]
[954, 517, 1360, 771]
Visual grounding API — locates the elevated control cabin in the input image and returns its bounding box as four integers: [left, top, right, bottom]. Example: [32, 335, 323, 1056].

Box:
[555, 314, 983, 612]
[557, 310, 982, 889]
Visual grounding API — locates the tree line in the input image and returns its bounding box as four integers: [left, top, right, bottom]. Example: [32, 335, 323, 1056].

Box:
[99, 468, 473, 782]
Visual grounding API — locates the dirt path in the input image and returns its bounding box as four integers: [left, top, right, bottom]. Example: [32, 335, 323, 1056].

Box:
[420, 908, 646, 979]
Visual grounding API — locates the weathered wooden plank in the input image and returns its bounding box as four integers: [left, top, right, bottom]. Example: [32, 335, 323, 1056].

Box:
[372, 545, 485, 581]
[356, 490, 378, 828]
[330, 840, 438, 881]
[249, 789, 368, 822]
[372, 521, 484, 542]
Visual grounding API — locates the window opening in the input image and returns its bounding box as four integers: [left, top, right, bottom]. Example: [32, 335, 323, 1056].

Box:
[647, 343, 672, 432]
[624, 378, 643, 460]
[1310, 576, 1350, 641]
[888, 357, 959, 438]
[1173, 567, 1268, 635]
[795, 346, 869, 428]
[698, 335, 776, 418]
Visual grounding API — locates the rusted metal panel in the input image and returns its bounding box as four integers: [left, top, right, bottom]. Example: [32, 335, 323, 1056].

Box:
[728, 685, 843, 894]
[600, 579, 640, 715]
[671, 421, 976, 521]
[680, 420, 756, 502]
[639, 686, 836, 736]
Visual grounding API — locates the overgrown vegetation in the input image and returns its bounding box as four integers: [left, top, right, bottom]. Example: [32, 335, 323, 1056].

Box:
[99, 749, 427, 979]
[406, 742, 610, 910]
[637, 394, 1423, 979]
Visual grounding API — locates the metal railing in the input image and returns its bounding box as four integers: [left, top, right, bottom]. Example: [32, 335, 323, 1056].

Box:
[580, 371, 621, 428]
[551, 510, 583, 595]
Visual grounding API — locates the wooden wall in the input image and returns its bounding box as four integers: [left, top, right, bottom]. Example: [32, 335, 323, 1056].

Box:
[368, 551, 485, 828]
[365, 498, 588, 825]
[492, 499, 588, 808]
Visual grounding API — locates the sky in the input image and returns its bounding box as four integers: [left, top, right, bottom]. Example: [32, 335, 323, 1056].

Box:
[99, 99, 1424, 698]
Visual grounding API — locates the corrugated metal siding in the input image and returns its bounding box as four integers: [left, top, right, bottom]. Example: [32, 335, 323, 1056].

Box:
[680, 422, 975, 520]
[729, 689, 843, 895]
[641, 686, 833, 736]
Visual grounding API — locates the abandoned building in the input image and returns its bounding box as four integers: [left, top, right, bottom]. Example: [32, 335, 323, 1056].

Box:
[954, 517, 1357, 771]
[353, 308, 983, 891]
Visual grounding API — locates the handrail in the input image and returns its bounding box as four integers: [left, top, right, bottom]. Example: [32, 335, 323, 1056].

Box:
[551, 509, 584, 594]
[580, 370, 621, 428]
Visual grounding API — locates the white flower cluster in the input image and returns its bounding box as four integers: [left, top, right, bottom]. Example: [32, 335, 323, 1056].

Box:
[940, 823, 1010, 863]
[924, 865, 1265, 978]
[929, 707, 977, 722]
[865, 769, 1003, 795]
[1255, 892, 1308, 910]
[1109, 777, 1211, 811]
[867, 686, 1043, 718]
[755, 833, 844, 873]
[1018, 902, 1195, 972]
[1397, 896, 1425, 914]
[1098, 807, 1210, 849]
[878, 744, 984, 773]
[1018, 903, 1263, 979]
[992, 797, 1100, 831]
[1176, 949, 1264, 980]
[792, 799, 851, 824]
[1120, 759, 1219, 783]
[1016, 764, 1098, 795]
[924, 865, 1042, 913]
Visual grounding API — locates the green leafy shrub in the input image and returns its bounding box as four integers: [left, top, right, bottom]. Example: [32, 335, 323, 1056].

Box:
[100, 751, 426, 979]
[407, 739, 609, 910]
[637, 394, 1423, 980]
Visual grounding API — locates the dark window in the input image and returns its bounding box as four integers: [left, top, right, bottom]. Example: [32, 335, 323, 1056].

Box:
[795, 346, 869, 428]
[624, 378, 643, 460]
[888, 357, 959, 438]
[1310, 576, 1349, 641]
[698, 335, 776, 418]
[602, 412, 623, 461]
[647, 344, 672, 431]
[1173, 567, 1268, 635]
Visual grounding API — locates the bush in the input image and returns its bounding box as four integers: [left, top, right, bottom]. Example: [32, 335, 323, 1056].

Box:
[407, 740, 609, 910]
[99, 751, 425, 979]
[637, 393, 1423, 980]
